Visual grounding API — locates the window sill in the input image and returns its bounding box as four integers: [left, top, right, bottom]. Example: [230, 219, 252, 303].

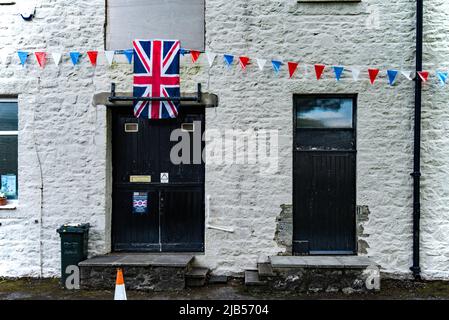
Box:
[0, 200, 18, 210]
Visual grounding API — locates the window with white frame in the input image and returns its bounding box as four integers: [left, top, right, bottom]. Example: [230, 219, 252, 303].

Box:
[0, 99, 18, 200]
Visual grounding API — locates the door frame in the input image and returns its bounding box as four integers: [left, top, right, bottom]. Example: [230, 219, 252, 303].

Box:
[292, 93, 358, 255]
[109, 105, 206, 253]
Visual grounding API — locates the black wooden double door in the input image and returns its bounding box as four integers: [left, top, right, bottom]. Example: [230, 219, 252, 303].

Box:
[293, 95, 357, 255]
[111, 108, 205, 252]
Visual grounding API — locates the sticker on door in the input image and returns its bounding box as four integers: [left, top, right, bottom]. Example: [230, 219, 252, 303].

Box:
[160, 172, 169, 183]
[132, 192, 148, 215]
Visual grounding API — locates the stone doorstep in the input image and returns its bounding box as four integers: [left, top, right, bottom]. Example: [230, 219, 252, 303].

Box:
[79, 254, 199, 291]
[80, 265, 187, 291]
[78, 253, 195, 268]
[269, 255, 379, 270]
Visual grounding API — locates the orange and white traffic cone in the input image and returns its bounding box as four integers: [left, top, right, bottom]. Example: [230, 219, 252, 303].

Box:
[114, 268, 127, 300]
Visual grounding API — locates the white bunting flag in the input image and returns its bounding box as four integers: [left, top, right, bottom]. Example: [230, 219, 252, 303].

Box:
[51, 52, 62, 66]
[206, 51, 217, 67]
[256, 59, 267, 71]
[351, 67, 361, 81]
[105, 50, 115, 66]
[401, 70, 415, 80]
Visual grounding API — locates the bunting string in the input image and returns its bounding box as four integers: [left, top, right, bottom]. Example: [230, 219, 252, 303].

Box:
[1, 48, 447, 86]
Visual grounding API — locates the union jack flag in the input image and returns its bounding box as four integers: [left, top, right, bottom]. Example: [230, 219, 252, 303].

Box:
[133, 39, 181, 119]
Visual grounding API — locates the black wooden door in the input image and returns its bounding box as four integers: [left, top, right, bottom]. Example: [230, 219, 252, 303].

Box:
[293, 95, 356, 255]
[111, 107, 205, 252]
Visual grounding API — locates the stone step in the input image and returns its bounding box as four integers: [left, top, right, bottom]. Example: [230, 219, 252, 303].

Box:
[269, 255, 379, 270]
[244, 270, 266, 286]
[79, 253, 195, 291]
[78, 253, 195, 268]
[257, 262, 274, 278]
[266, 255, 381, 293]
[185, 267, 210, 287]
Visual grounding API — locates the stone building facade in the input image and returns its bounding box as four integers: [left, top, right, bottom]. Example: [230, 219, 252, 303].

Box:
[0, 0, 448, 280]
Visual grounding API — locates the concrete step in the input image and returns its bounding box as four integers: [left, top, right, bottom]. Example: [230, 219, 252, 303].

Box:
[269, 255, 379, 269]
[79, 253, 195, 291]
[257, 262, 274, 278]
[244, 270, 266, 286]
[185, 267, 210, 287]
[266, 255, 381, 293]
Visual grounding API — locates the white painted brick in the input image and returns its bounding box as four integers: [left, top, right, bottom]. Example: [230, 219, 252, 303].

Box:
[0, 0, 447, 280]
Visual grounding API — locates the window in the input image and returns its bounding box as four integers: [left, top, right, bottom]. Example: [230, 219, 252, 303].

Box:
[0, 99, 18, 200]
[296, 97, 353, 129]
[106, 0, 205, 51]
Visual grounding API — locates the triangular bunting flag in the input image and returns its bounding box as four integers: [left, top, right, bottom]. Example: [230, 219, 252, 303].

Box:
[69, 52, 80, 65]
[105, 51, 115, 66]
[387, 69, 398, 86]
[401, 70, 414, 80]
[239, 56, 250, 70]
[333, 66, 344, 81]
[368, 68, 380, 84]
[437, 71, 448, 86]
[35, 52, 47, 68]
[124, 49, 133, 64]
[314, 64, 326, 80]
[417, 71, 429, 82]
[180, 48, 188, 56]
[190, 50, 201, 63]
[223, 54, 234, 67]
[288, 62, 299, 78]
[271, 60, 282, 73]
[256, 59, 267, 71]
[87, 51, 98, 66]
[52, 52, 62, 66]
[206, 51, 217, 67]
[18, 51, 28, 66]
[351, 67, 361, 81]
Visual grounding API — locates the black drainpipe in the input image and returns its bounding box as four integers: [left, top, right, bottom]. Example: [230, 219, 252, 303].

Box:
[411, 0, 423, 280]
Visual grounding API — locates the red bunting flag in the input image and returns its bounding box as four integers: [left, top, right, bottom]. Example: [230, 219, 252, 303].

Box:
[87, 51, 98, 66]
[314, 64, 325, 80]
[35, 52, 46, 68]
[417, 71, 429, 82]
[288, 62, 299, 78]
[239, 56, 250, 70]
[368, 68, 380, 84]
[190, 50, 201, 63]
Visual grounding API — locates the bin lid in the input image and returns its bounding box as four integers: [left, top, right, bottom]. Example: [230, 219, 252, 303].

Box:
[56, 223, 90, 234]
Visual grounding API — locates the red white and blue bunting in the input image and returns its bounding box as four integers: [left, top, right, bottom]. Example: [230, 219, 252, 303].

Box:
[1, 48, 448, 86]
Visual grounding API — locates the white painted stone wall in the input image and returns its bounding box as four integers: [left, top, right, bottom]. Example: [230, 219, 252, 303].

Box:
[0, 0, 447, 279]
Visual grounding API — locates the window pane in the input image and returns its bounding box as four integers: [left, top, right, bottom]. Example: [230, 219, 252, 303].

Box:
[0, 135, 18, 199]
[297, 98, 353, 129]
[0, 102, 18, 131]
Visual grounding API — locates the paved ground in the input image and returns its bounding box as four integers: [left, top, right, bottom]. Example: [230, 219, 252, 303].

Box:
[1, 278, 449, 300]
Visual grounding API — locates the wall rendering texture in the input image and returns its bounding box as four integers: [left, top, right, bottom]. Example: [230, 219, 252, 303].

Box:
[0, 0, 447, 279]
